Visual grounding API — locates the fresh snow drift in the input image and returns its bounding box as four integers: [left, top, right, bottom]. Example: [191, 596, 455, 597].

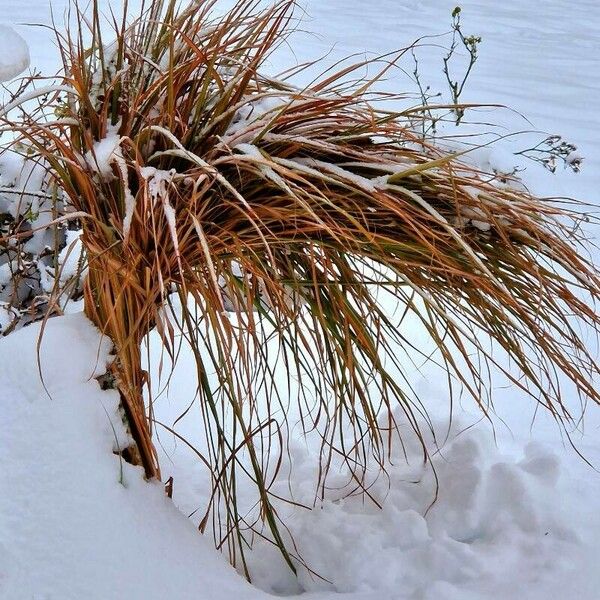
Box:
[0, 315, 260, 600]
[2, 314, 600, 600]
[0, 25, 29, 82]
[153, 322, 600, 599]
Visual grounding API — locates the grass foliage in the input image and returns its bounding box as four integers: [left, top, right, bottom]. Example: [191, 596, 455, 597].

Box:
[3, 0, 600, 575]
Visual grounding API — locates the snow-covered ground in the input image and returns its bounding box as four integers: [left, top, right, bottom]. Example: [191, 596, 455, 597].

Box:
[2, 1, 600, 599]
[3, 316, 598, 600]
[0, 316, 261, 600]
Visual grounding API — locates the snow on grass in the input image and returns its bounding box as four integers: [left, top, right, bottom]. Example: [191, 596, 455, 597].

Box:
[84, 127, 123, 179]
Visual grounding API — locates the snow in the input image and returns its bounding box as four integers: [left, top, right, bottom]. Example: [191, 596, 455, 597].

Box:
[2, 315, 599, 600]
[84, 128, 123, 178]
[2, 0, 600, 599]
[151, 316, 600, 599]
[4, 314, 599, 600]
[57, 230, 84, 286]
[0, 25, 29, 83]
[243, 427, 592, 598]
[140, 167, 179, 254]
[0, 315, 260, 600]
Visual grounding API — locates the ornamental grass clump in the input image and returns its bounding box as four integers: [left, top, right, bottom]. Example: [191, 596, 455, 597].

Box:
[3, 0, 600, 575]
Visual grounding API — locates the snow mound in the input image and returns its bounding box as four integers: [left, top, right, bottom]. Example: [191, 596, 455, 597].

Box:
[1, 313, 599, 600]
[0, 314, 259, 600]
[246, 430, 580, 599]
[155, 340, 600, 600]
[0, 26, 30, 82]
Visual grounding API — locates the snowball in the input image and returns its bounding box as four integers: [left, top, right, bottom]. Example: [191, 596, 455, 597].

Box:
[0, 26, 30, 82]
